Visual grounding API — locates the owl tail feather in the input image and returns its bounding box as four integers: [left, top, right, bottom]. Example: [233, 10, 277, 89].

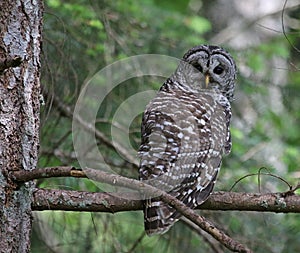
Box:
[144, 199, 180, 236]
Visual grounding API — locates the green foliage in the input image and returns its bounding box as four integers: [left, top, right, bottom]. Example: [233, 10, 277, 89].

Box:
[35, 0, 300, 252]
[185, 16, 211, 38]
[247, 52, 265, 72]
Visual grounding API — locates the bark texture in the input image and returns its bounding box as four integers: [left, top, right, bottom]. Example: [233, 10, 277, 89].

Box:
[31, 188, 300, 213]
[0, 0, 43, 252]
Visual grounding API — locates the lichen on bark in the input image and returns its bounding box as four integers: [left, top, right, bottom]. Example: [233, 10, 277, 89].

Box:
[0, 0, 43, 252]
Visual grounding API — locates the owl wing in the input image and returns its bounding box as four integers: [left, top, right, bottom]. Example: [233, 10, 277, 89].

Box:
[139, 91, 186, 235]
[139, 89, 231, 235]
[178, 92, 231, 208]
[139, 91, 183, 189]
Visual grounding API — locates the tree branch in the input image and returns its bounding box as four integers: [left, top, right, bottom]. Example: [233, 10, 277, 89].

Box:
[181, 217, 225, 253]
[13, 166, 252, 252]
[31, 187, 300, 213]
[13, 166, 300, 213]
[32, 188, 143, 213]
[12, 166, 300, 252]
[46, 88, 139, 166]
[32, 188, 142, 212]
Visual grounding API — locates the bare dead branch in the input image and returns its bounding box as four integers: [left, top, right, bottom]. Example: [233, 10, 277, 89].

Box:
[46, 87, 139, 166]
[181, 217, 225, 253]
[12, 166, 85, 181]
[32, 188, 143, 212]
[210, 0, 299, 45]
[13, 166, 300, 213]
[31, 187, 300, 213]
[13, 166, 252, 252]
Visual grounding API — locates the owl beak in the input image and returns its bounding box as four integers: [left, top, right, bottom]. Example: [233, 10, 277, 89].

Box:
[205, 74, 210, 88]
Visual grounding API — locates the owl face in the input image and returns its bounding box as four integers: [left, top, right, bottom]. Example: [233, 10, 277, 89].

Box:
[182, 45, 237, 101]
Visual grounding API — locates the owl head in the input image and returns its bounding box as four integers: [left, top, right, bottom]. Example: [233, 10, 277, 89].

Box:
[174, 45, 237, 101]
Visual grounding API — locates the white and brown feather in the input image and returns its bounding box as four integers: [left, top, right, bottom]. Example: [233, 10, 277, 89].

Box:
[139, 45, 236, 235]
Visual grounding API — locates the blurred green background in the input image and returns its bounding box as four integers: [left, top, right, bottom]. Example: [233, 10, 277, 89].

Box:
[32, 0, 300, 252]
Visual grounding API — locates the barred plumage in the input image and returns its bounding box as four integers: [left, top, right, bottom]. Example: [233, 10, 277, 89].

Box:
[139, 45, 237, 235]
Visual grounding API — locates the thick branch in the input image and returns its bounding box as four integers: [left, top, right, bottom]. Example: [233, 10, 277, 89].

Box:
[13, 166, 251, 252]
[32, 188, 142, 212]
[13, 166, 300, 213]
[31, 188, 300, 213]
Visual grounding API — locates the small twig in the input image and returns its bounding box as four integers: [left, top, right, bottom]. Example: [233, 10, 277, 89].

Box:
[210, 0, 299, 45]
[126, 231, 146, 253]
[181, 217, 224, 253]
[13, 166, 86, 181]
[46, 88, 139, 167]
[229, 170, 292, 193]
[281, 0, 300, 53]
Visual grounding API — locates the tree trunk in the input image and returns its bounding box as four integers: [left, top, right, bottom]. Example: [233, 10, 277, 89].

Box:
[0, 0, 43, 252]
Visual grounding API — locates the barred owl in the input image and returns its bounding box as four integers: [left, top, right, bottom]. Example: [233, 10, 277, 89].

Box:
[139, 45, 237, 235]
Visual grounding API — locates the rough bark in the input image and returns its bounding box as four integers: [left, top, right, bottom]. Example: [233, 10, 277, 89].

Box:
[10, 166, 298, 214]
[0, 1, 43, 252]
[30, 188, 299, 214]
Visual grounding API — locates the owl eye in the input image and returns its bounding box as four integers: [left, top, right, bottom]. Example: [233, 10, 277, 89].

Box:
[192, 62, 203, 73]
[213, 65, 224, 75]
